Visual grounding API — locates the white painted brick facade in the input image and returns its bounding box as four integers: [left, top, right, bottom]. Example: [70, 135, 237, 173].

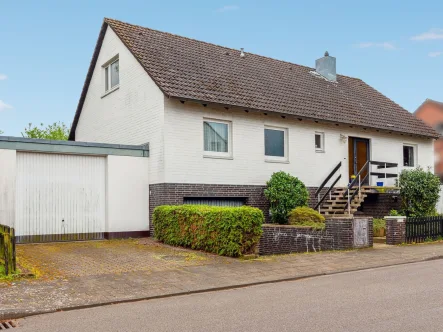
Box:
[74, 29, 434, 188]
[164, 99, 434, 187]
[75, 27, 165, 183]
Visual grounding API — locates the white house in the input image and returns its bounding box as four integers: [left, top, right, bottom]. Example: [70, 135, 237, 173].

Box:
[69, 18, 438, 233]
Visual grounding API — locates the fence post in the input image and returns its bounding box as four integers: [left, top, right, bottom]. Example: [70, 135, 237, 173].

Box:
[0, 226, 16, 276]
[386, 216, 406, 245]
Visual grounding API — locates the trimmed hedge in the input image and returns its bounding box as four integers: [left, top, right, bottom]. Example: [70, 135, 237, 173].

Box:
[288, 206, 326, 230]
[153, 205, 264, 257]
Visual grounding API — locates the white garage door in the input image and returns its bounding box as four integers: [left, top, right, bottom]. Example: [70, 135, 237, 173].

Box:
[16, 152, 106, 243]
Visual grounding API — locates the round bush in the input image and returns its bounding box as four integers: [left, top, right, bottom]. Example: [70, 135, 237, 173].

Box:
[264, 171, 309, 224]
[398, 167, 440, 217]
[288, 206, 325, 226]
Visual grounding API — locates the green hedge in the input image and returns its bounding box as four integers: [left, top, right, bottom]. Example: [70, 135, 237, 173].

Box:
[153, 205, 264, 257]
[288, 207, 326, 230]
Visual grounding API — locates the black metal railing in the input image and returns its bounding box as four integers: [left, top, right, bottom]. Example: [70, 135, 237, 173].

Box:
[314, 162, 342, 211]
[406, 216, 443, 243]
[343, 160, 399, 213]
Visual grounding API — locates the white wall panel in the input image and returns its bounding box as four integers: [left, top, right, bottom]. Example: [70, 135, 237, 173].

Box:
[15, 152, 106, 241]
[164, 99, 435, 187]
[75, 27, 164, 184]
[106, 155, 149, 232]
[0, 149, 16, 227]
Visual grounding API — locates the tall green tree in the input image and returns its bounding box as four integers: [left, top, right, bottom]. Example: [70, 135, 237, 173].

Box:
[22, 122, 69, 140]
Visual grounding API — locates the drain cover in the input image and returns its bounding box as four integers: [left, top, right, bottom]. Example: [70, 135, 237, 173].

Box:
[0, 321, 16, 329]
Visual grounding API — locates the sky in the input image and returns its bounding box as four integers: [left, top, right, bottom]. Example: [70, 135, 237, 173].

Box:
[0, 0, 442, 136]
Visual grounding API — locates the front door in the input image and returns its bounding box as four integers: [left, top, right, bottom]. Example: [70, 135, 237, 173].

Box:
[348, 137, 370, 184]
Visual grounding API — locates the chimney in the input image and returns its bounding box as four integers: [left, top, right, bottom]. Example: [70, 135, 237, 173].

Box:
[315, 51, 336, 82]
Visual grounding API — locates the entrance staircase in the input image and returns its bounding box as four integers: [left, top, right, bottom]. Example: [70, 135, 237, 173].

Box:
[314, 160, 399, 217]
[319, 187, 371, 216]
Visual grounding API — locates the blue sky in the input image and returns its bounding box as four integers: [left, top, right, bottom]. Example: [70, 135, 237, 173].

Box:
[1, 0, 442, 136]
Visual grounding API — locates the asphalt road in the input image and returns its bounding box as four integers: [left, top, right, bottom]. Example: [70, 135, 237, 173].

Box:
[15, 260, 443, 332]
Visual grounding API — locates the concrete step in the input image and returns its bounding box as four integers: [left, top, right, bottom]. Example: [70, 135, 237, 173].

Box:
[320, 209, 357, 214]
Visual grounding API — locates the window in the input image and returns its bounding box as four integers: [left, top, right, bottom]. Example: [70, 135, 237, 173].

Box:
[264, 126, 288, 162]
[184, 197, 245, 207]
[203, 120, 231, 158]
[104, 58, 119, 92]
[315, 132, 325, 152]
[403, 145, 415, 167]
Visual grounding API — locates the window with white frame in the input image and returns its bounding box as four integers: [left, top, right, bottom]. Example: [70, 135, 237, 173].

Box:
[203, 119, 232, 158]
[264, 126, 288, 162]
[104, 57, 119, 92]
[403, 144, 416, 167]
[315, 132, 325, 152]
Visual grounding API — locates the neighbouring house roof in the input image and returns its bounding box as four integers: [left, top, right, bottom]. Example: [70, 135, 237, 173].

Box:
[69, 18, 439, 140]
[415, 98, 443, 115]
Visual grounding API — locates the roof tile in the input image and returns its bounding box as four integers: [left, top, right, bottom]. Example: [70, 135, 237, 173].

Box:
[69, 18, 438, 140]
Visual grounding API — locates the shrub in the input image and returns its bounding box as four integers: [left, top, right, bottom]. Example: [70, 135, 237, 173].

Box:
[264, 171, 309, 224]
[289, 207, 325, 225]
[373, 218, 386, 233]
[398, 167, 440, 217]
[153, 205, 263, 257]
[389, 209, 401, 216]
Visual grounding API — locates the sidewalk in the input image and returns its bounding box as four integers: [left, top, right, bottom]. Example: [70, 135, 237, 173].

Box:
[2, 242, 443, 320]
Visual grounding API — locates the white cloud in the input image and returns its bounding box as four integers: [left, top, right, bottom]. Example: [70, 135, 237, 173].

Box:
[0, 100, 13, 111]
[411, 29, 443, 41]
[0, 74, 7, 80]
[355, 42, 397, 50]
[216, 5, 239, 13]
[429, 51, 443, 57]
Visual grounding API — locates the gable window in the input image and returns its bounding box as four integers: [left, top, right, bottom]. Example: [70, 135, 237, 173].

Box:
[315, 132, 325, 152]
[403, 145, 416, 167]
[104, 57, 119, 93]
[265, 126, 288, 162]
[203, 120, 232, 158]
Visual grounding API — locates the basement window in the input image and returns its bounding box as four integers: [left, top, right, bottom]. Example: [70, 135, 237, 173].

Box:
[184, 197, 245, 207]
[103, 56, 119, 93]
[403, 144, 416, 167]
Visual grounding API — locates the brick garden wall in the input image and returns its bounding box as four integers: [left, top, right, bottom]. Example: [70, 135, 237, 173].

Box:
[386, 217, 406, 245]
[258, 217, 373, 255]
[258, 225, 334, 255]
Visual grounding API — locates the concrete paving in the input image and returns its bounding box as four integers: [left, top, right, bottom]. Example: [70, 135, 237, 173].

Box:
[13, 260, 443, 332]
[2, 240, 443, 320]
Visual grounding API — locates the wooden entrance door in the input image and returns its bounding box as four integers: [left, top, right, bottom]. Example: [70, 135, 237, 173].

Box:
[348, 137, 370, 184]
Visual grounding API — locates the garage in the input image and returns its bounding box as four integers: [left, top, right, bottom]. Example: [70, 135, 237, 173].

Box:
[0, 137, 150, 243]
[15, 152, 106, 243]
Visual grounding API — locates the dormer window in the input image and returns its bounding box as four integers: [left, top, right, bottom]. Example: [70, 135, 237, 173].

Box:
[103, 56, 119, 93]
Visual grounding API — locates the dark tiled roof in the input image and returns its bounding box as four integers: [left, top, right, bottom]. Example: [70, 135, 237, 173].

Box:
[69, 18, 438, 140]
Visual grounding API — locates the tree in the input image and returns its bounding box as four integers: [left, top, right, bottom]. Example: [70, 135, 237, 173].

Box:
[264, 171, 309, 224]
[398, 167, 441, 217]
[22, 122, 69, 140]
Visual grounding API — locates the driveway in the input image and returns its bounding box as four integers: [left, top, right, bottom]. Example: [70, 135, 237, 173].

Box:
[14, 260, 443, 332]
[16, 238, 231, 279]
[2, 241, 443, 320]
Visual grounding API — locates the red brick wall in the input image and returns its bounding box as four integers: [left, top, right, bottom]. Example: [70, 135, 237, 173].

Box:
[415, 101, 443, 177]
